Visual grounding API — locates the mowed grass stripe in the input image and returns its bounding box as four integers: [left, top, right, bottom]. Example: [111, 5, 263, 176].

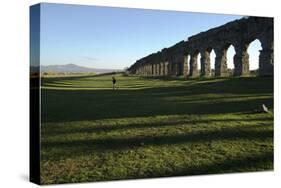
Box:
[40, 74, 273, 184]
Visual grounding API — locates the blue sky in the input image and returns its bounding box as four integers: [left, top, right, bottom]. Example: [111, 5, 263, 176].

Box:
[39, 3, 261, 70]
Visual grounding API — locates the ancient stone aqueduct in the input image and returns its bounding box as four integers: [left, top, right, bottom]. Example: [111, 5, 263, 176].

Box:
[128, 16, 273, 77]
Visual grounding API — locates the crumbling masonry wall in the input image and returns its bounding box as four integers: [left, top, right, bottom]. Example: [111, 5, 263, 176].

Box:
[128, 16, 273, 77]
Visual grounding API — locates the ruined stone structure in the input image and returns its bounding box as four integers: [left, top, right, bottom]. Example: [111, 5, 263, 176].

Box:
[128, 17, 273, 77]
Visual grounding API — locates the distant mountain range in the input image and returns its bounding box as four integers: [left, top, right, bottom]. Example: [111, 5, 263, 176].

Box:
[39, 64, 122, 74]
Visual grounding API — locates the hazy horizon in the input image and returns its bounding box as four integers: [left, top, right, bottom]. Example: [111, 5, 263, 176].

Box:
[39, 63, 122, 69]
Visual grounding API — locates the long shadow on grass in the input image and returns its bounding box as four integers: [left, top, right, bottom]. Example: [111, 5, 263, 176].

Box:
[124, 151, 273, 179]
[141, 76, 273, 96]
[41, 91, 273, 123]
[41, 76, 273, 123]
[41, 124, 273, 159]
[174, 151, 273, 175]
[42, 117, 273, 136]
[42, 76, 273, 94]
[43, 76, 273, 95]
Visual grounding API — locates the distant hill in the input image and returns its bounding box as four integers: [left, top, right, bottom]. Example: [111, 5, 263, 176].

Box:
[40, 64, 121, 74]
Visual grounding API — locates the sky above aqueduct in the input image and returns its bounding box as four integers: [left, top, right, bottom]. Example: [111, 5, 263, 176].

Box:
[39, 3, 261, 70]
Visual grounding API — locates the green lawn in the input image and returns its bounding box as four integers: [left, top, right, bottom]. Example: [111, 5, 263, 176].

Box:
[40, 74, 273, 184]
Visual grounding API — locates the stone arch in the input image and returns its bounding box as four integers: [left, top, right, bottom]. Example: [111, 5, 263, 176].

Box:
[189, 50, 200, 77]
[200, 47, 216, 77]
[247, 32, 273, 76]
[129, 17, 273, 77]
[209, 49, 216, 76]
[226, 44, 235, 71]
[216, 42, 236, 76]
[247, 38, 262, 73]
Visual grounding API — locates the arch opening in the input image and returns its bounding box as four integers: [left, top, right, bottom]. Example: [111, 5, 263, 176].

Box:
[225, 44, 235, 76]
[184, 54, 190, 76]
[247, 39, 262, 75]
[189, 50, 200, 77]
[186, 55, 190, 65]
[197, 52, 201, 74]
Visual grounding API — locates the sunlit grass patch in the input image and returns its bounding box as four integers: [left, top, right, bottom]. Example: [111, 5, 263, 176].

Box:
[40, 74, 273, 184]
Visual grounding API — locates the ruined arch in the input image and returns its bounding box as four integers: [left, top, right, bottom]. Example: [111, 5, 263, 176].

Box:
[200, 47, 216, 77]
[129, 17, 273, 77]
[198, 53, 202, 75]
[209, 49, 216, 76]
[220, 43, 236, 76]
[247, 38, 262, 73]
[189, 50, 200, 77]
[226, 44, 235, 69]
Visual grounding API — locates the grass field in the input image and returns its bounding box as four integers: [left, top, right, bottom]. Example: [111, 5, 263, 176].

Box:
[40, 74, 273, 184]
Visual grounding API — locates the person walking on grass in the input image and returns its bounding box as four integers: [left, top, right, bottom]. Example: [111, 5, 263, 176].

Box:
[112, 76, 117, 90]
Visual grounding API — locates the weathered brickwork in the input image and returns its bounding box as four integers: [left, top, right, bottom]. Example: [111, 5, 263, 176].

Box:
[128, 17, 273, 77]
